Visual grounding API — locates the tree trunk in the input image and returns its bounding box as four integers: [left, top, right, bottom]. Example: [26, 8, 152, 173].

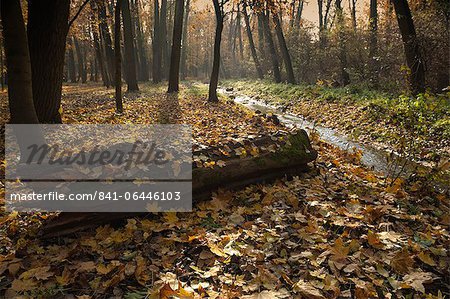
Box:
[294, 0, 304, 27]
[208, 0, 224, 103]
[335, 0, 350, 86]
[272, 13, 296, 84]
[152, 0, 162, 83]
[40, 130, 317, 238]
[115, 0, 124, 113]
[97, 0, 115, 87]
[260, 10, 282, 83]
[180, 0, 190, 80]
[121, 0, 139, 91]
[392, 0, 425, 95]
[350, 0, 357, 31]
[257, 13, 265, 57]
[1, 0, 40, 124]
[369, 0, 378, 86]
[160, 0, 169, 79]
[242, 3, 264, 79]
[236, 4, 244, 61]
[27, 0, 70, 123]
[0, 37, 4, 91]
[134, 0, 150, 81]
[168, 0, 185, 92]
[74, 36, 87, 83]
[90, 4, 110, 87]
[67, 37, 77, 83]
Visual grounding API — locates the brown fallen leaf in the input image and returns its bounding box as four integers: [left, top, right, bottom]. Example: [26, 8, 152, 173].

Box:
[391, 249, 414, 274]
[293, 280, 326, 299]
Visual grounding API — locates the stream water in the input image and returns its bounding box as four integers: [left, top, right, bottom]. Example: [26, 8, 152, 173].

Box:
[218, 88, 418, 178]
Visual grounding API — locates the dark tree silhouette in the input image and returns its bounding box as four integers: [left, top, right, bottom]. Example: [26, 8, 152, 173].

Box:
[180, 0, 191, 80]
[67, 37, 77, 83]
[96, 0, 115, 86]
[369, 0, 378, 86]
[392, 0, 425, 94]
[272, 10, 296, 84]
[208, 0, 229, 102]
[335, 0, 350, 86]
[27, 0, 70, 123]
[122, 0, 139, 91]
[0, 0, 39, 124]
[168, 0, 186, 93]
[242, 1, 264, 79]
[115, 0, 124, 112]
[152, 0, 162, 83]
[260, 9, 281, 83]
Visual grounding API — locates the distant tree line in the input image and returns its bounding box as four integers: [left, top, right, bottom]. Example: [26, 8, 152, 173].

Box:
[0, 0, 448, 124]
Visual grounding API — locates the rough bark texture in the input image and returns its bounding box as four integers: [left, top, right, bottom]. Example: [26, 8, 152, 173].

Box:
[242, 3, 264, 79]
[392, 0, 425, 95]
[260, 10, 282, 83]
[208, 0, 224, 103]
[272, 13, 296, 84]
[40, 130, 317, 238]
[168, 0, 185, 92]
[122, 0, 139, 91]
[27, 0, 70, 123]
[115, 0, 124, 113]
[1, 0, 39, 124]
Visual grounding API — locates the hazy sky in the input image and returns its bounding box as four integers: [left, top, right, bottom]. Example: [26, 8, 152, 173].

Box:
[193, 0, 370, 27]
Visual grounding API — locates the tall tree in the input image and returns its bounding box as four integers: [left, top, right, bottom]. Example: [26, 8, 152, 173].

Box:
[317, 0, 332, 47]
[208, 0, 228, 102]
[122, 0, 139, 91]
[153, 0, 162, 83]
[260, 9, 282, 83]
[90, 3, 110, 87]
[27, 0, 70, 123]
[115, 0, 124, 112]
[392, 0, 425, 94]
[180, 0, 191, 80]
[335, 0, 350, 86]
[160, 0, 170, 79]
[0, 0, 40, 124]
[74, 36, 87, 83]
[67, 37, 77, 83]
[133, 0, 149, 81]
[242, 1, 264, 79]
[96, 0, 115, 86]
[294, 0, 304, 27]
[350, 0, 357, 31]
[271, 8, 296, 84]
[369, 0, 378, 86]
[168, 0, 185, 92]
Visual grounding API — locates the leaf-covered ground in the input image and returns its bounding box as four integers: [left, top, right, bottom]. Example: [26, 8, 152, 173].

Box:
[0, 83, 449, 298]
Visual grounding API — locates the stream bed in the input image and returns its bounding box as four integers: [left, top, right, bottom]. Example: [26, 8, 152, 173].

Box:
[219, 88, 438, 183]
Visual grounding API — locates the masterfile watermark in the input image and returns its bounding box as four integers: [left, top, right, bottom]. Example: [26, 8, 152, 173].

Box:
[5, 124, 193, 212]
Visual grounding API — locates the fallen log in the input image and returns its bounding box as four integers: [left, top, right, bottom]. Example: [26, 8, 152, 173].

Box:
[40, 130, 317, 238]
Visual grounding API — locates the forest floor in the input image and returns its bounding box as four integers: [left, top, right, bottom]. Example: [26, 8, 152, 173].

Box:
[0, 83, 449, 298]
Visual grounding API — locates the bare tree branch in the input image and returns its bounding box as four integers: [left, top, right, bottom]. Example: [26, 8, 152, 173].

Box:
[68, 0, 91, 28]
